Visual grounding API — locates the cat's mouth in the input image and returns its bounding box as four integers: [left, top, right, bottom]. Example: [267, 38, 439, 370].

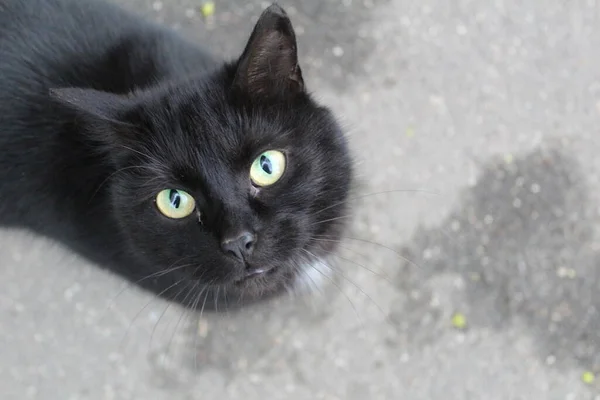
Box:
[234, 264, 279, 284]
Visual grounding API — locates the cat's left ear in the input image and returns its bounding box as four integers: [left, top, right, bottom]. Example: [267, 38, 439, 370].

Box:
[49, 87, 132, 122]
[50, 87, 139, 149]
[233, 4, 304, 98]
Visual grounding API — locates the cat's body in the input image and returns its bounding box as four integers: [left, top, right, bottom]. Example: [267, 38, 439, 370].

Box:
[0, 0, 352, 309]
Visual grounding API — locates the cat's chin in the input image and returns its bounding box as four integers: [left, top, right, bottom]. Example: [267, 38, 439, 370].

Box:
[245, 258, 331, 295]
[188, 257, 331, 311]
[290, 259, 332, 294]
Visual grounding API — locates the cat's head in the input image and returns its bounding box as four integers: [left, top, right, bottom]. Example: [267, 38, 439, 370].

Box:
[51, 4, 353, 308]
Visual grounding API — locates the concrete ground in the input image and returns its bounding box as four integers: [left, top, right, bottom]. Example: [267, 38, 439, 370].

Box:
[2, 0, 600, 399]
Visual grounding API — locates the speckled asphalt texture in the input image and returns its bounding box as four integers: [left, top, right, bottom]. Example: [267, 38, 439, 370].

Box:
[3, 0, 600, 399]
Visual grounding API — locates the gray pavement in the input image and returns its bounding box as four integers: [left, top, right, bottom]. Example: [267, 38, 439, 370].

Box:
[2, 0, 600, 399]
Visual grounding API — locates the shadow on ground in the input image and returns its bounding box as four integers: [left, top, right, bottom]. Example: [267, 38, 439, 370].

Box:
[391, 145, 600, 370]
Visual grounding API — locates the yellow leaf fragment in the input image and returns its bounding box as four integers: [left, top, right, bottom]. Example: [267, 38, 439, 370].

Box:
[201, 2, 215, 18]
[451, 312, 467, 329]
[582, 371, 595, 385]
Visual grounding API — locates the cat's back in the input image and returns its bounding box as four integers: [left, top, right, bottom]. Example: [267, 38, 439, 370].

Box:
[0, 0, 137, 70]
[0, 0, 135, 40]
[0, 0, 153, 92]
[0, 0, 214, 97]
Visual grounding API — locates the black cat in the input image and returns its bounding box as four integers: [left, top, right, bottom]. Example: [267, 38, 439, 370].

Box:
[0, 0, 353, 310]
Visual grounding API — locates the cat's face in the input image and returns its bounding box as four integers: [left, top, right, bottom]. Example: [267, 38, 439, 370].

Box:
[51, 4, 352, 308]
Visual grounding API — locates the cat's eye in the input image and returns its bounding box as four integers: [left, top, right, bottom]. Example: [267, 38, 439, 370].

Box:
[155, 189, 196, 219]
[250, 150, 286, 187]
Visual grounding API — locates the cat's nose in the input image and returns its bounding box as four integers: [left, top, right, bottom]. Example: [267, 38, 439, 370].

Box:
[221, 231, 256, 262]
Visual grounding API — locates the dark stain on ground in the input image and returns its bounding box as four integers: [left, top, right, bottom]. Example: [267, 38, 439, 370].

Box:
[390, 146, 600, 370]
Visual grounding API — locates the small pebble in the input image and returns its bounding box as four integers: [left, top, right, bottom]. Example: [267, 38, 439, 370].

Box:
[332, 46, 344, 57]
[197, 318, 209, 338]
[556, 267, 576, 279]
[152, 1, 163, 11]
[451, 220, 461, 232]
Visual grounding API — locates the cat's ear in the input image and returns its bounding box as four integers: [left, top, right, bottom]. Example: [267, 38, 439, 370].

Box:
[50, 87, 139, 150]
[233, 4, 304, 98]
[49, 87, 132, 122]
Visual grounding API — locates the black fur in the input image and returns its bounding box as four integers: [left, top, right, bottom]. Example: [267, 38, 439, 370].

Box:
[0, 0, 353, 310]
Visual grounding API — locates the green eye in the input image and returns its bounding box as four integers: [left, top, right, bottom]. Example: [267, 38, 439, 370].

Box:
[250, 150, 286, 187]
[156, 189, 196, 219]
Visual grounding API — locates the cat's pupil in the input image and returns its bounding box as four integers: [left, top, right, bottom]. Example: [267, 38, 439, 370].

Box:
[169, 190, 181, 208]
[260, 155, 272, 175]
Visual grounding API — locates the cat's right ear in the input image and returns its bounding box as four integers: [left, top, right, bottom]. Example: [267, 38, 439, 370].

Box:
[232, 4, 304, 99]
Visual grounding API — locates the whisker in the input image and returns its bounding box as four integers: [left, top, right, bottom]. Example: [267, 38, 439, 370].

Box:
[313, 188, 440, 217]
[222, 285, 230, 317]
[147, 267, 205, 354]
[151, 281, 193, 344]
[88, 164, 162, 203]
[147, 281, 193, 373]
[326, 260, 388, 319]
[300, 249, 363, 325]
[148, 299, 174, 353]
[190, 284, 208, 374]
[303, 248, 387, 319]
[198, 283, 212, 319]
[293, 258, 324, 296]
[214, 286, 220, 314]
[93, 113, 137, 130]
[310, 240, 395, 285]
[189, 282, 213, 371]
[435, 224, 467, 249]
[313, 235, 421, 270]
[101, 259, 196, 320]
[165, 281, 200, 362]
[118, 278, 185, 350]
[116, 144, 164, 167]
[309, 214, 354, 227]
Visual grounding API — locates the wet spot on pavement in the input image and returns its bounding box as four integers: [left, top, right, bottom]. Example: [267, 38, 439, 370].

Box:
[392, 146, 600, 370]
